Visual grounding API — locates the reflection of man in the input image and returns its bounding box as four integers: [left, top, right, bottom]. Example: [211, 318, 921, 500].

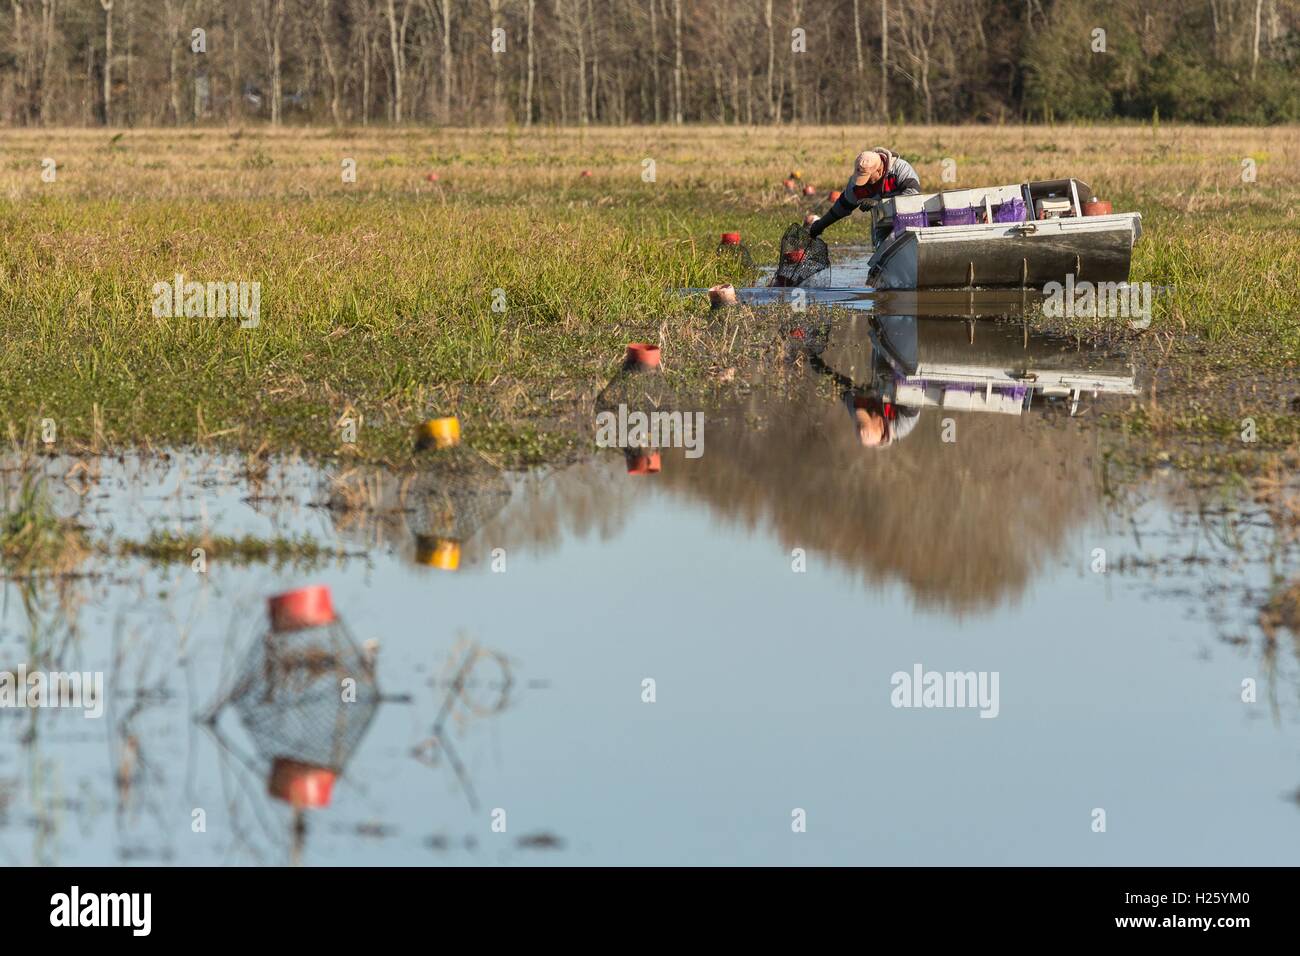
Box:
[844, 390, 918, 448]
[804, 314, 922, 449]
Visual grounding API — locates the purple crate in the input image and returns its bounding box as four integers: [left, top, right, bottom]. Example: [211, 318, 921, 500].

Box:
[941, 205, 979, 227]
[993, 197, 1027, 223]
[892, 210, 928, 237]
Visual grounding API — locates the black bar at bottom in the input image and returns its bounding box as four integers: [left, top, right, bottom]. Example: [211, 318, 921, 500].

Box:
[0, 866, 1276, 940]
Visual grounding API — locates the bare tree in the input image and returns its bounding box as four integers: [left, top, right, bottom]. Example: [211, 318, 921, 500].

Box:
[525, 0, 535, 124]
[853, 0, 864, 122]
[306, 0, 344, 124]
[384, 0, 411, 122]
[1251, 0, 1263, 80]
[764, 0, 774, 119]
[100, 0, 113, 124]
[488, 0, 504, 122]
[258, 0, 286, 126]
[40, 0, 57, 123]
[672, 0, 682, 123]
[880, 0, 888, 121]
[894, 0, 937, 123]
[439, 0, 451, 120]
[162, 0, 189, 123]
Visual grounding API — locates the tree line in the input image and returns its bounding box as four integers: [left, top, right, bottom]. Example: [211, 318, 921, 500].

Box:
[3, 0, 1297, 127]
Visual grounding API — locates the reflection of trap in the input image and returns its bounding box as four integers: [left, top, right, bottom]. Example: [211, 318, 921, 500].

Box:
[222, 585, 380, 810]
[319, 468, 410, 551]
[402, 453, 511, 570]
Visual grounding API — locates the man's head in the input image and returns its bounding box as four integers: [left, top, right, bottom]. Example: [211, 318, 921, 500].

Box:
[851, 150, 887, 188]
[848, 395, 893, 448]
[853, 407, 888, 446]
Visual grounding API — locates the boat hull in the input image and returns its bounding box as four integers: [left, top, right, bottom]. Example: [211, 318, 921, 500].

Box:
[868, 213, 1141, 290]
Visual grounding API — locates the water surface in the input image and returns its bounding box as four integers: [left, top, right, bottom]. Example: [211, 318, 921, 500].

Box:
[2, 307, 1296, 866]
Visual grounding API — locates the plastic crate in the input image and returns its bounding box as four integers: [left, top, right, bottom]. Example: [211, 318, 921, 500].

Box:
[993, 197, 1027, 223]
[892, 210, 929, 236]
[941, 205, 979, 226]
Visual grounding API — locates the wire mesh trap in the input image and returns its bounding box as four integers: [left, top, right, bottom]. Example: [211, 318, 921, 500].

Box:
[773, 222, 831, 287]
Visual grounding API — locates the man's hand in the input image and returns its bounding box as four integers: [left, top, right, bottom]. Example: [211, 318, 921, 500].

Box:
[807, 218, 824, 239]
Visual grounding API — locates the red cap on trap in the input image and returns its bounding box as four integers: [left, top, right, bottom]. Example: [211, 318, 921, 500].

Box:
[624, 343, 661, 369]
[267, 585, 337, 632]
[720, 232, 742, 246]
[268, 757, 337, 809]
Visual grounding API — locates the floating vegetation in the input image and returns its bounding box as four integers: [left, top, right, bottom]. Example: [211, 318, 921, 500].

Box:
[114, 530, 360, 570]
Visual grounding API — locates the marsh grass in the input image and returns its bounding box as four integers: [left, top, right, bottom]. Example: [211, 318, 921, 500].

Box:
[1, 125, 1296, 464]
[0, 468, 90, 578]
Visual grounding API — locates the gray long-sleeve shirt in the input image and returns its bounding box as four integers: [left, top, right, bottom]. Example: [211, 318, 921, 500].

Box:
[810, 149, 921, 238]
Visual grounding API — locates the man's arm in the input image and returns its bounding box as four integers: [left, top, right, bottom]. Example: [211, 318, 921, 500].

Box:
[808, 193, 858, 239]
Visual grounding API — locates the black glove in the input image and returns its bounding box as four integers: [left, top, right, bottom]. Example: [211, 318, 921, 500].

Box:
[807, 218, 824, 239]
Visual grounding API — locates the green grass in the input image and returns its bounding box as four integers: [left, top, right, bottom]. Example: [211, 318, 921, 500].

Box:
[0, 470, 89, 578]
[0, 195, 766, 463]
[0, 125, 1296, 466]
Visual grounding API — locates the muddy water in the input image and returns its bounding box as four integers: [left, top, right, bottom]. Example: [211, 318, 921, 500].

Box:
[2, 310, 1298, 866]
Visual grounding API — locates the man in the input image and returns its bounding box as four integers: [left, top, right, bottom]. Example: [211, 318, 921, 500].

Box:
[808, 148, 921, 240]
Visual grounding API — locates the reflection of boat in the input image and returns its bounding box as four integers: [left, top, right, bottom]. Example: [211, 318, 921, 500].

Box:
[819, 313, 1138, 416]
[866, 179, 1142, 290]
[682, 279, 1048, 316]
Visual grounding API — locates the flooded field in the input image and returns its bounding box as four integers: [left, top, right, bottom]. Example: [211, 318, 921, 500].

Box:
[3, 302, 1297, 866]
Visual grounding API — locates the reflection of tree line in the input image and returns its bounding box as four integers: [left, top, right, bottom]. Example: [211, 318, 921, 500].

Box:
[323, 453, 638, 568]
[650, 374, 1100, 613]
[321, 316, 1109, 611]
